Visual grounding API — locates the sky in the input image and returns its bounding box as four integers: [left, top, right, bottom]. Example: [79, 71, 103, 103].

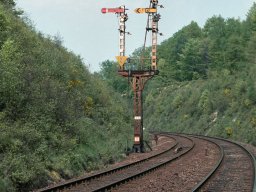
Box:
[16, 0, 256, 72]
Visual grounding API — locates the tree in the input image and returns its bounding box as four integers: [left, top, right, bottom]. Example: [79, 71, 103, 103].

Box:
[246, 32, 256, 63]
[203, 16, 228, 69]
[0, 12, 9, 47]
[176, 38, 208, 81]
[246, 3, 256, 31]
[99, 60, 128, 94]
[157, 21, 202, 81]
[0, 0, 15, 8]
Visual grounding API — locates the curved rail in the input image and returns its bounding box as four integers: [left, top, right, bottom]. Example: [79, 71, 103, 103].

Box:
[252, 152, 256, 192]
[228, 140, 256, 192]
[190, 135, 256, 192]
[37, 134, 178, 192]
[93, 134, 195, 191]
[157, 132, 225, 192]
[235, 142, 256, 192]
[157, 132, 256, 192]
[189, 136, 224, 192]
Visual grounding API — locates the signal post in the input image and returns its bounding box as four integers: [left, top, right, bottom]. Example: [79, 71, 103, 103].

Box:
[102, 0, 162, 153]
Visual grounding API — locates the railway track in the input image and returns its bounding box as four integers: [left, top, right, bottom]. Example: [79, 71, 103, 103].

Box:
[36, 133, 256, 192]
[36, 134, 194, 192]
[190, 135, 256, 192]
[112, 133, 221, 192]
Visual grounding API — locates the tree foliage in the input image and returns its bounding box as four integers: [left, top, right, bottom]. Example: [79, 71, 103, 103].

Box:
[142, 3, 256, 146]
[0, 3, 132, 191]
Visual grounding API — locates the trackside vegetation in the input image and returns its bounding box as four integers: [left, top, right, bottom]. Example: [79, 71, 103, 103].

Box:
[0, 1, 132, 191]
[144, 3, 256, 145]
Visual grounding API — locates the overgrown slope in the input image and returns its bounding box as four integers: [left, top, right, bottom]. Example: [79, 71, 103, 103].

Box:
[144, 3, 256, 145]
[144, 70, 256, 145]
[0, 1, 132, 191]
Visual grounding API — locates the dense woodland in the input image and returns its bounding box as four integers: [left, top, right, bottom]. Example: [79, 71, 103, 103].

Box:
[0, 1, 132, 191]
[0, 0, 256, 191]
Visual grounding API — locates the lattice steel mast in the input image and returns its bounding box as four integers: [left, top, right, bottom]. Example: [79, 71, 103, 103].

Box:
[102, 0, 162, 153]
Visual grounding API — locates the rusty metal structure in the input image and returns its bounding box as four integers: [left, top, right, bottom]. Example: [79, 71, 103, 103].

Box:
[102, 0, 162, 153]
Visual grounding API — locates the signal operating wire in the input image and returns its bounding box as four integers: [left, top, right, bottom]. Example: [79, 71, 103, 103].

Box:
[140, 1, 153, 69]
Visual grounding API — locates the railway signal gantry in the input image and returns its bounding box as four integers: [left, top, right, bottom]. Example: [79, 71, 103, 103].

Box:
[101, 0, 163, 153]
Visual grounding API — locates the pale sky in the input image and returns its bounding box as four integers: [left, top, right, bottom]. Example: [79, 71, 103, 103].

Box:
[16, 0, 255, 72]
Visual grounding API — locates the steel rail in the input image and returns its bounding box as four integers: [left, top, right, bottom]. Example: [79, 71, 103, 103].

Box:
[157, 132, 256, 192]
[189, 135, 224, 192]
[92, 134, 195, 191]
[252, 152, 256, 192]
[185, 134, 255, 192]
[227, 139, 256, 192]
[36, 134, 178, 192]
[235, 142, 256, 192]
